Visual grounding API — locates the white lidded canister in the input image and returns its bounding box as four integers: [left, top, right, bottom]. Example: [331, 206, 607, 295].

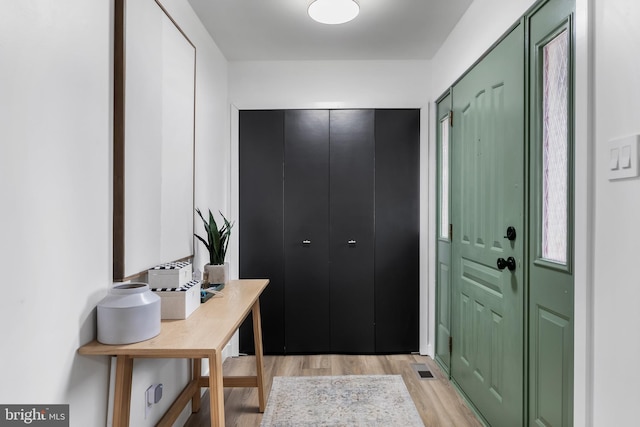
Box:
[97, 283, 161, 345]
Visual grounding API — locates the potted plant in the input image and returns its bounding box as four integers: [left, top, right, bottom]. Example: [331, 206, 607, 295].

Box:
[195, 208, 233, 289]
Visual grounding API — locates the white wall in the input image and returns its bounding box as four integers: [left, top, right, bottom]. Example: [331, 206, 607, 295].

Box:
[229, 60, 431, 109]
[430, 0, 539, 97]
[592, 0, 640, 424]
[228, 59, 432, 353]
[0, 1, 112, 426]
[0, 1, 228, 426]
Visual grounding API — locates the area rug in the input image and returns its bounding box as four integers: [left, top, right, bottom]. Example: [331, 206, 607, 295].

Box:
[260, 375, 424, 427]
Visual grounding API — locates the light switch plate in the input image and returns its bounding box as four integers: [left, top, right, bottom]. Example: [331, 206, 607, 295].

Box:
[608, 134, 640, 180]
[610, 148, 620, 170]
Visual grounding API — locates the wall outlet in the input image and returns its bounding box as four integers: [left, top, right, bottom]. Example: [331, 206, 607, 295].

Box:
[145, 383, 163, 419]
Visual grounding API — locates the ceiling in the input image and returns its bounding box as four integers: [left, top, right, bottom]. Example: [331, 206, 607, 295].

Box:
[187, 0, 474, 61]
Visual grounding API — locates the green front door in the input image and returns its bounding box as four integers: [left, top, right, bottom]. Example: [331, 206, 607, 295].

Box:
[450, 22, 525, 427]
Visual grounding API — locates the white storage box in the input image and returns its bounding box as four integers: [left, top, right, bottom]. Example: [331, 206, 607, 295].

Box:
[151, 279, 201, 320]
[148, 261, 192, 289]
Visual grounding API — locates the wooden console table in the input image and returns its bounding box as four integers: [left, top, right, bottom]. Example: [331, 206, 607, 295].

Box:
[79, 279, 269, 427]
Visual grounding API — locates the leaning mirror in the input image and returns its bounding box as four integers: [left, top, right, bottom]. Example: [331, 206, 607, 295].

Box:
[113, 0, 196, 281]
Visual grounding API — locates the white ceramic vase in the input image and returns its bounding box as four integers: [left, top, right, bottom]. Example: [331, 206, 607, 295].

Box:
[97, 283, 161, 345]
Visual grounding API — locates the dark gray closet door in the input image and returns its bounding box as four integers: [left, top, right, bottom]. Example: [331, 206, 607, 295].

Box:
[239, 110, 285, 354]
[284, 110, 331, 353]
[374, 109, 420, 353]
[329, 110, 375, 353]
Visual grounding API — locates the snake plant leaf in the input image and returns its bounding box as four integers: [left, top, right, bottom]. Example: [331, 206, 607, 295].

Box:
[194, 208, 210, 250]
[208, 210, 220, 263]
[196, 208, 211, 239]
[194, 234, 210, 251]
[194, 208, 234, 266]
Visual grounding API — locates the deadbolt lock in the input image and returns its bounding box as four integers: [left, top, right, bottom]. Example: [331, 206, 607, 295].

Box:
[504, 226, 516, 241]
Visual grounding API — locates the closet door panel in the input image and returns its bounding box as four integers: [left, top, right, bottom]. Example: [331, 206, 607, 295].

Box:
[374, 109, 420, 353]
[329, 109, 375, 353]
[284, 110, 331, 353]
[239, 110, 285, 354]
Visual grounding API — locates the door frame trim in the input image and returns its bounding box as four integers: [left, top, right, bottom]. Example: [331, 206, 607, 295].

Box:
[571, 0, 595, 425]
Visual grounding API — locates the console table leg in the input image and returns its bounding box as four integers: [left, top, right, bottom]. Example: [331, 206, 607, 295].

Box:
[209, 351, 225, 427]
[113, 355, 133, 427]
[192, 358, 202, 413]
[252, 300, 267, 412]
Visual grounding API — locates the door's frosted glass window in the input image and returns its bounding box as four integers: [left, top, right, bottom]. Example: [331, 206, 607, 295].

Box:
[542, 30, 569, 264]
[440, 116, 450, 239]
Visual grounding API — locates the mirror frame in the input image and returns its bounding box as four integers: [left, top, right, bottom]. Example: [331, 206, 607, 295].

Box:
[113, 0, 196, 281]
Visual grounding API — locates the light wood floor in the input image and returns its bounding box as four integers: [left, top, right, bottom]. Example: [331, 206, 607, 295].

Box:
[184, 354, 482, 427]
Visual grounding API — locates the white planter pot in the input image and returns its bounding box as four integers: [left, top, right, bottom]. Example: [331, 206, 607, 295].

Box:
[204, 262, 229, 287]
[97, 283, 161, 345]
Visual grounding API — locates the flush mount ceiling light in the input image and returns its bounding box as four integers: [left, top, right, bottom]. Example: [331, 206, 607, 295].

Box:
[308, 0, 360, 25]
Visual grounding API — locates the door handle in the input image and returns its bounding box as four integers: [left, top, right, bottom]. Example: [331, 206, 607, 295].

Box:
[497, 257, 516, 271]
[348, 240, 356, 245]
[302, 240, 311, 245]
